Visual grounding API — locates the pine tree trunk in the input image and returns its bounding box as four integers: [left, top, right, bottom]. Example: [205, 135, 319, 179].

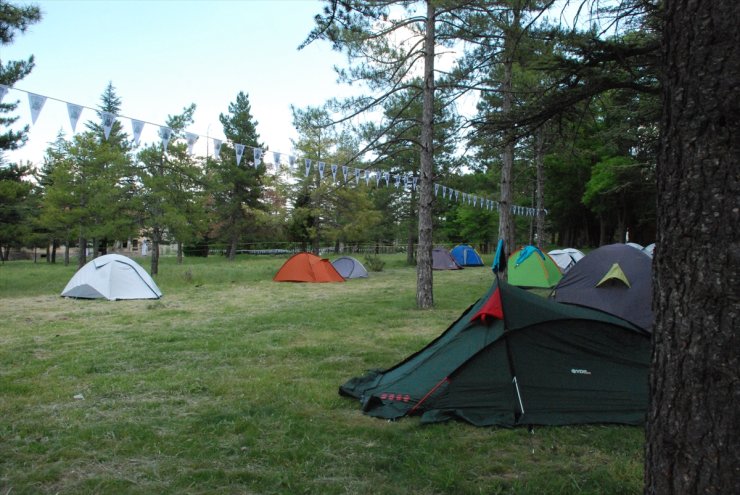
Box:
[228, 234, 237, 261]
[535, 127, 546, 248]
[645, 0, 740, 493]
[51, 239, 57, 264]
[151, 239, 159, 276]
[177, 242, 183, 264]
[77, 235, 87, 270]
[416, 0, 435, 309]
[498, 7, 522, 272]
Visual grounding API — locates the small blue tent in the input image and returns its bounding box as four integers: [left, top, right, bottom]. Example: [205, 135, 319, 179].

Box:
[451, 244, 484, 267]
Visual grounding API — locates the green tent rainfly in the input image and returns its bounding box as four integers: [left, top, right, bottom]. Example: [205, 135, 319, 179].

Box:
[507, 245, 563, 288]
[340, 278, 650, 427]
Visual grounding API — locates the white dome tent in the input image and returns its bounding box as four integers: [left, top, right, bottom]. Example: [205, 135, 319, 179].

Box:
[61, 254, 162, 300]
[547, 248, 585, 273]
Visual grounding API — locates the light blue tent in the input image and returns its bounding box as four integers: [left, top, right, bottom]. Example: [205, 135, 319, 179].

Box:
[450, 244, 484, 267]
[332, 256, 369, 279]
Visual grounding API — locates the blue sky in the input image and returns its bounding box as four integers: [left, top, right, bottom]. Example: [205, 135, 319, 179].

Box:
[3, 0, 351, 164]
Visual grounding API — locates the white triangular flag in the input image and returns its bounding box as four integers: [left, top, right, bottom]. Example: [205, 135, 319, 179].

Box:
[288, 155, 296, 170]
[213, 139, 222, 159]
[354, 168, 360, 184]
[442, 186, 447, 198]
[159, 126, 172, 149]
[342, 166, 349, 181]
[273, 152, 281, 166]
[305, 158, 312, 177]
[318, 161, 325, 179]
[186, 132, 199, 154]
[67, 103, 83, 133]
[0, 84, 8, 103]
[394, 175, 400, 188]
[412, 177, 418, 190]
[101, 112, 116, 140]
[365, 170, 371, 186]
[331, 164, 338, 181]
[375, 170, 381, 186]
[383, 171, 390, 185]
[131, 119, 145, 146]
[253, 148, 262, 167]
[434, 183, 439, 195]
[235, 144, 245, 165]
[28, 93, 46, 124]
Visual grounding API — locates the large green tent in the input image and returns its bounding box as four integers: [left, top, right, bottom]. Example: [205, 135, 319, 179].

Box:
[507, 245, 563, 288]
[340, 278, 650, 427]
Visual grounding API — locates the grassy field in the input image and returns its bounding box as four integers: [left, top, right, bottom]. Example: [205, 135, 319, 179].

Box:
[0, 254, 644, 494]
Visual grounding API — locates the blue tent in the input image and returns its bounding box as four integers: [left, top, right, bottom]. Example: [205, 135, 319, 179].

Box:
[451, 244, 484, 267]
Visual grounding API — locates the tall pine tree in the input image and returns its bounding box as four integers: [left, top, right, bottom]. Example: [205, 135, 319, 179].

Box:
[0, 0, 41, 157]
[208, 92, 266, 260]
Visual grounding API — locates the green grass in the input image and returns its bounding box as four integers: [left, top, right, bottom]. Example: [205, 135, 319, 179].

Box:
[0, 255, 644, 494]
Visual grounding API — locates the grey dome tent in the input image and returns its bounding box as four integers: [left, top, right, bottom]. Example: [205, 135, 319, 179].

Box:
[551, 243, 653, 331]
[432, 248, 462, 270]
[332, 256, 369, 279]
[61, 254, 162, 300]
[340, 277, 649, 426]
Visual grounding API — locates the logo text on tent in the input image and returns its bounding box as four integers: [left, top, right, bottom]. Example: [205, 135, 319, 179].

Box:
[570, 368, 592, 375]
[380, 393, 411, 402]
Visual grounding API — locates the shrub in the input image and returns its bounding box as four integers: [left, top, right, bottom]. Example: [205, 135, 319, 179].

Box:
[364, 254, 385, 272]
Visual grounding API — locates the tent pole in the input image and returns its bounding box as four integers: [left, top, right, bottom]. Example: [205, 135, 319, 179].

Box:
[512, 375, 525, 415]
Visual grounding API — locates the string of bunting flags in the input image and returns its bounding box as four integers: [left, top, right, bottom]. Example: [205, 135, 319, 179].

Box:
[0, 85, 548, 217]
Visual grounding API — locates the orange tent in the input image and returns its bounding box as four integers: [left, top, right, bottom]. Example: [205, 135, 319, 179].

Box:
[273, 252, 345, 283]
